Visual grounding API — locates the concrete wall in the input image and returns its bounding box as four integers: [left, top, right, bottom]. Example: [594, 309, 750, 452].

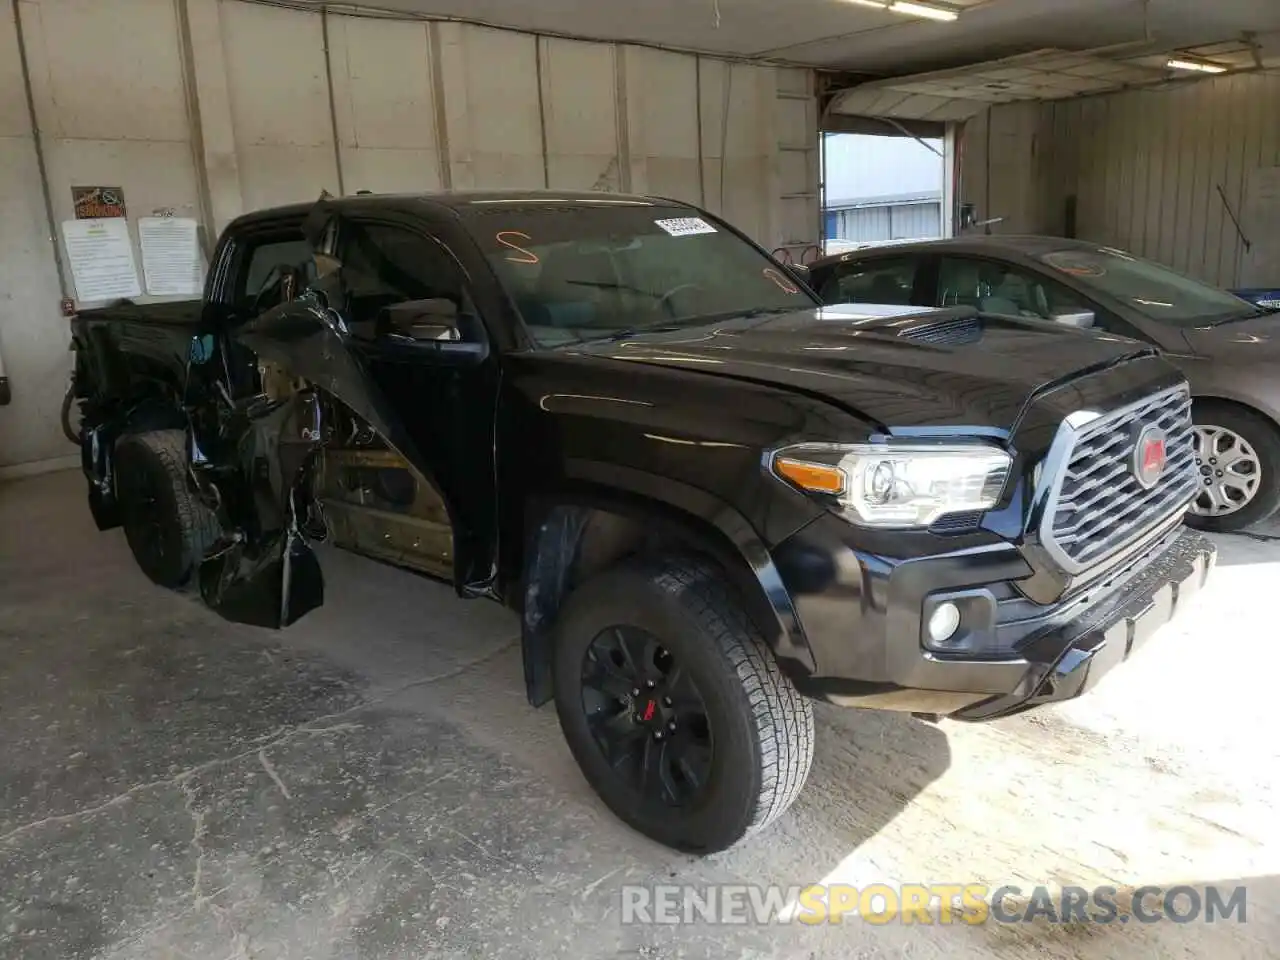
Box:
[0, 0, 817, 471]
[960, 72, 1280, 288]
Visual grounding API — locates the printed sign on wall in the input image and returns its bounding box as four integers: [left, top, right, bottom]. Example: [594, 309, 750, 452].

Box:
[72, 186, 127, 220]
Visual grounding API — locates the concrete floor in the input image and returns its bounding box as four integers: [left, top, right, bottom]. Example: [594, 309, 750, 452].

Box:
[1, 469, 1277, 960]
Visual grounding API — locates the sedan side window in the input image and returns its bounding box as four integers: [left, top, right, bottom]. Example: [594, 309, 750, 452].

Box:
[939, 257, 1092, 324]
[821, 257, 920, 306]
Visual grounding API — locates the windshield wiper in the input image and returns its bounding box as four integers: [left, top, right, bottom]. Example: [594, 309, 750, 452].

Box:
[582, 323, 687, 343]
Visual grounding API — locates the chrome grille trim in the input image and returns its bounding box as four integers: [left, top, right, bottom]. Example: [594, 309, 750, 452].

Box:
[1037, 384, 1197, 575]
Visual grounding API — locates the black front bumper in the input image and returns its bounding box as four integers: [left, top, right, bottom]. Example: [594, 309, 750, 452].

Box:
[949, 528, 1213, 720]
[773, 515, 1215, 720]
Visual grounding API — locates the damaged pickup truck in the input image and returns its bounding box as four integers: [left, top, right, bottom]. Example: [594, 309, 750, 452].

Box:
[69, 191, 1215, 854]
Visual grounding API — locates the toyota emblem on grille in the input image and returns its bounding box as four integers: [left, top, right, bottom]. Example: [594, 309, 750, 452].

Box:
[1132, 424, 1168, 490]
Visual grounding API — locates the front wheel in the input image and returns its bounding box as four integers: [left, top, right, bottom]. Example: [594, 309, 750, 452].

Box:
[552, 556, 814, 854]
[1185, 402, 1280, 533]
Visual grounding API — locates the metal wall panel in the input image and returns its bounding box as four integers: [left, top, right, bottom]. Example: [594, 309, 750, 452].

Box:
[540, 37, 621, 191]
[221, 1, 339, 209]
[965, 73, 1280, 287]
[957, 101, 1043, 235]
[327, 17, 444, 194]
[621, 47, 701, 204]
[698, 59, 777, 245]
[775, 67, 817, 255]
[437, 24, 545, 190]
[0, 3, 71, 470]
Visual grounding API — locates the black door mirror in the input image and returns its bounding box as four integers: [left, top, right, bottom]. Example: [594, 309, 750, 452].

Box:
[380, 298, 462, 342]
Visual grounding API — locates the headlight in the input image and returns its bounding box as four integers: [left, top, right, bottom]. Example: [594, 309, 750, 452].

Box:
[769, 442, 1012, 529]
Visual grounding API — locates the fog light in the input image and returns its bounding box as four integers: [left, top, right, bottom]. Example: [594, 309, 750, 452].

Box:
[927, 602, 961, 645]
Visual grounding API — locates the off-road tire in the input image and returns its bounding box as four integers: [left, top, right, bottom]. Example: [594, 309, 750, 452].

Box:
[114, 429, 220, 589]
[1185, 401, 1280, 533]
[552, 555, 815, 854]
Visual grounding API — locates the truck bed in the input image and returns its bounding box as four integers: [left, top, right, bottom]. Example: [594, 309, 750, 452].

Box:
[72, 300, 206, 411]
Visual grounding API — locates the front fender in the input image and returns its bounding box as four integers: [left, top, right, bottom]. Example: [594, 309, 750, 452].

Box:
[519, 461, 816, 706]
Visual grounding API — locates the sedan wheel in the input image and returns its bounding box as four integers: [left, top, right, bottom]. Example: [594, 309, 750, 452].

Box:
[1183, 401, 1280, 533]
[1190, 424, 1261, 518]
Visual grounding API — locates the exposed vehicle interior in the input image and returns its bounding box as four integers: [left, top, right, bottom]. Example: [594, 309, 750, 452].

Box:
[223, 221, 460, 584]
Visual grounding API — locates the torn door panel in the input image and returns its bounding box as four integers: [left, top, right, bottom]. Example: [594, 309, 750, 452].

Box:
[192, 199, 456, 629]
[197, 386, 325, 630]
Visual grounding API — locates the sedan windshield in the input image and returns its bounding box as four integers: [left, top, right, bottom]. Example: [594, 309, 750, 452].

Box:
[1039, 247, 1258, 327]
[459, 200, 816, 347]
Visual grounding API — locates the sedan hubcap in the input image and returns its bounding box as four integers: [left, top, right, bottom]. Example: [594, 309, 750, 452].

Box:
[580, 626, 713, 808]
[1189, 424, 1261, 517]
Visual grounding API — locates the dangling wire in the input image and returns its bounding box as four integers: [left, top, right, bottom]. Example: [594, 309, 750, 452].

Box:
[713, 0, 721, 28]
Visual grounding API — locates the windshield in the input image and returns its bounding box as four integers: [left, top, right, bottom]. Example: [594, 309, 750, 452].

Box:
[459, 200, 816, 347]
[1039, 247, 1257, 326]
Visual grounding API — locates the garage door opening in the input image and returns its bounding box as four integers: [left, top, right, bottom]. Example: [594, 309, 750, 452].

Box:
[820, 131, 945, 256]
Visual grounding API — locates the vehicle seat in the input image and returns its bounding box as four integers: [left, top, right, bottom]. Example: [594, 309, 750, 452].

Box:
[978, 295, 1023, 316]
[867, 274, 905, 303]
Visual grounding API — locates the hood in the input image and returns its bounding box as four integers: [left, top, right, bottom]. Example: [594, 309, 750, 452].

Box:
[1179, 312, 1280, 361]
[567, 306, 1155, 433]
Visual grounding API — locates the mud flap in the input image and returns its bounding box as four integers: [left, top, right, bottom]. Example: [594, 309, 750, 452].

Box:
[198, 389, 326, 629]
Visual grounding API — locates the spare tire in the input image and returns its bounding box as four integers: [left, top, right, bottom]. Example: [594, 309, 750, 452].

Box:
[114, 430, 220, 589]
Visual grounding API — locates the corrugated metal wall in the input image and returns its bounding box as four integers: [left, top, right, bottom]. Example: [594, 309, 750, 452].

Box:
[834, 201, 941, 242]
[0, 0, 818, 471]
[961, 73, 1280, 288]
[956, 101, 1045, 237]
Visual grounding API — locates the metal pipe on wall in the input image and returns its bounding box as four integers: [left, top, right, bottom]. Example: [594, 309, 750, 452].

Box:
[320, 7, 347, 196]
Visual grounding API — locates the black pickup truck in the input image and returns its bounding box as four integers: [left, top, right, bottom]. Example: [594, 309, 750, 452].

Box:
[69, 191, 1214, 854]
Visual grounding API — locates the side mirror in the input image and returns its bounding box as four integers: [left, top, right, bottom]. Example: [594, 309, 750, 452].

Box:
[381, 298, 461, 342]
[1052, 309, 1096, 329]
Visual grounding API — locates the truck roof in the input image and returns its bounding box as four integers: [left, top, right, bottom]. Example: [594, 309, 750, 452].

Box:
[227, 190, 693, 231]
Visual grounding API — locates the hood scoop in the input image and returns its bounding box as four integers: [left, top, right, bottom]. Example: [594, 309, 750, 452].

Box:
[893, 310, 984, 347]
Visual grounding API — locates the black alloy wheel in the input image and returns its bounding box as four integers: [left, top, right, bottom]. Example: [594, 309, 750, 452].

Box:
[580, 626, 713, 809]
[552, 556, 815, 854]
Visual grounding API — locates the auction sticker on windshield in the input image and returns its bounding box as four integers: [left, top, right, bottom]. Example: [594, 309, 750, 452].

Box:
[655, 217, 718, 237]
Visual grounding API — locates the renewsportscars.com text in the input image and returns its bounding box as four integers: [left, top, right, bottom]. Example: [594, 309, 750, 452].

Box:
[620, 883, 1248, 926]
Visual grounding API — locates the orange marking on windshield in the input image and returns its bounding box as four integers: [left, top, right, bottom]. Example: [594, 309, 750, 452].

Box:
[763, 267, 800, 294]
[497, 230, 539, 264]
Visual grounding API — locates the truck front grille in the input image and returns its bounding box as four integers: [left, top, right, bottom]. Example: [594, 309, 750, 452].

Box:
[1043, 385, 1196, 571]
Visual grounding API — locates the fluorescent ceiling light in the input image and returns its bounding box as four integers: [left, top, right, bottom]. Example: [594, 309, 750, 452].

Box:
[1166, 57, 1228, 74]
[889, 0, 959, 21]
[843, 0, 888, 7]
